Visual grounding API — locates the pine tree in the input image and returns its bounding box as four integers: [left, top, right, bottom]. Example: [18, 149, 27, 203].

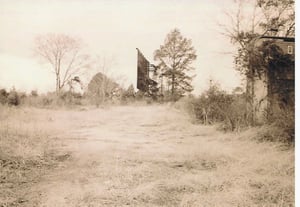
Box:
[154, 29, 197, 101]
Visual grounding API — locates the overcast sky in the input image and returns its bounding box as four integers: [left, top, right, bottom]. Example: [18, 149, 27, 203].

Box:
[0, 0, 243, 94]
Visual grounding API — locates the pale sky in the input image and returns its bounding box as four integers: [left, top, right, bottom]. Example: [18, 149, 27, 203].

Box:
[0, 0, 243, 94]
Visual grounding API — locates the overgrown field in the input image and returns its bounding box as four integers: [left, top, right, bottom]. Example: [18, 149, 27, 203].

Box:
[0, 105, 79, 206]
[0, 104, 294, 206]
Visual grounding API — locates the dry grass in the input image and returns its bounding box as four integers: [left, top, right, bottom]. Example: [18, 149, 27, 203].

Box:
[0, 104, 294, 207]
[0, 105, 83, 206]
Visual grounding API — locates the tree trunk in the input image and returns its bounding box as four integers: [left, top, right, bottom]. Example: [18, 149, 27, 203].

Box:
[56, 76, 60, 95]
[171, 73, 175, 100]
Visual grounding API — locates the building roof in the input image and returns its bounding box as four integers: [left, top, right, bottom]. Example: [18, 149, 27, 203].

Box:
[260, 36, 295, 42]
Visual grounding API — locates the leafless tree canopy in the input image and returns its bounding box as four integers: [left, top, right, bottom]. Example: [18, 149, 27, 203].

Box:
[219, 0, 294, 76]
[35, 34, 90, 93]
[220, 0, 294, 41]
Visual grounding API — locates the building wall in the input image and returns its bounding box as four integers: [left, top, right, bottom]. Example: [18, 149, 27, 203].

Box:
[253, 73, 268, 123]
[249, 37, 294, 124]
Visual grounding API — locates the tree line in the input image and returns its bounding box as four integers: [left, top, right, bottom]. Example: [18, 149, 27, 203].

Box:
[2, 0, 294, 140]
[32, 29, 197, 103]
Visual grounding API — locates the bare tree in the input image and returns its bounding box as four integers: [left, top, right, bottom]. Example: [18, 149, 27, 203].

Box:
[219, 0, 294, 76]
[34, 33, 90, 94]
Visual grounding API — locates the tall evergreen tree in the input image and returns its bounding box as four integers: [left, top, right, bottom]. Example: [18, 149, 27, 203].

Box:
[154, 29, 196, 100]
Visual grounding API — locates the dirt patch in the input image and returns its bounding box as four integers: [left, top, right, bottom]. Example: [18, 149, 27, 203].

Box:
[0, 105, 294, 206]
[170, 159, 217, 171]
[0, 151, 72, 207]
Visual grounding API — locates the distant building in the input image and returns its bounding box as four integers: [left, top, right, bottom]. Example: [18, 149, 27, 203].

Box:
[247, 36, 294, 123]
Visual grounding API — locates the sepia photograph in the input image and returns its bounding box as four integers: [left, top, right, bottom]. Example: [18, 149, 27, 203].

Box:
[0, 0, 295, 206]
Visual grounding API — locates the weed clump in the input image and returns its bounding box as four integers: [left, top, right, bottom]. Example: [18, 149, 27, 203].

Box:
[7, 89, 20, 106]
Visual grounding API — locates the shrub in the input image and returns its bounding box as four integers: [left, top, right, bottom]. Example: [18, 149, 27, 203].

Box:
[7, 89, 20, 106]
[42, 96, 54, 106]
[120, 85, 136, 104]
[0, 89, 8, 104]
[265, 106, 294, 143]
[31, 90, 38, 97]
[179, 82, 249, 132]
[221, 95, 248, 131]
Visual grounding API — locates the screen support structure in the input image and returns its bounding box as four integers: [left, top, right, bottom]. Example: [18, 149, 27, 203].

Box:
[136, 48, 158, 97]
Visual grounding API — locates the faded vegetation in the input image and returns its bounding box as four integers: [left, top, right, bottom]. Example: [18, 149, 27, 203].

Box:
[0, 106, 75, 206]
[197, 0, 296, 142]
[0, 1, 294, 205]
[0, 105, 294, 206]
[35, 34, 90, 94]
[176, 86, 294, 144]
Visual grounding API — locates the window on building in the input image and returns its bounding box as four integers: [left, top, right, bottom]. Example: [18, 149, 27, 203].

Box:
[288, 45, 293, 54]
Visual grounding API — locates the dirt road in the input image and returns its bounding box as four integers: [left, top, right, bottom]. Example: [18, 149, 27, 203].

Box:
[27, 105, 293, 206]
